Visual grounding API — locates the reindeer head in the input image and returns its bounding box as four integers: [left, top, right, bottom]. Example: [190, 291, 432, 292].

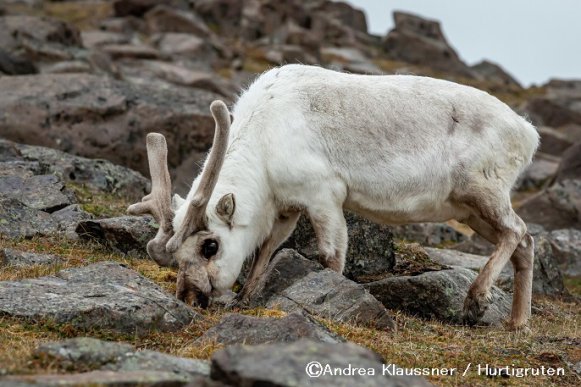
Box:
[128, 100, 236, 308]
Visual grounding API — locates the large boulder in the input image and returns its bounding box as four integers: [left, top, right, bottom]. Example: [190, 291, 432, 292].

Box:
[0, 138, 148, 201]
[382, 12, 474, 78]
[34, 337, 209, 378]
[0, 74, 221, 195]
[198, 312, 343, 345]
[249, 249, 396, 331]
[0, 261, 199, 335]
[366, 267, 512, 326]
[210, 340, 431, 387]
[283, 213, 396, 283]
[0, 138, 150, 239]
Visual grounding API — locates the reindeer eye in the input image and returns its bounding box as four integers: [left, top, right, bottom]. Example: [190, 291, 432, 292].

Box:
[201, 239, 219, 258]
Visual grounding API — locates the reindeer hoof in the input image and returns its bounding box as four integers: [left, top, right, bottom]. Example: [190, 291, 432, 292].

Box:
[507, 320, 531, 333]
[225, 292, 250, 310]
[462, 291, 490, 326]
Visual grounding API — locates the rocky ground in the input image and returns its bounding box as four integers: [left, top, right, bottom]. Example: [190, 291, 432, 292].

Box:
[0, 1, 580, 386]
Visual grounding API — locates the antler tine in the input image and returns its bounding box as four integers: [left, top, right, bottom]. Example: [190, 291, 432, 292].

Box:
[166, 100, 231, 253]
[128, 133, 175, 267]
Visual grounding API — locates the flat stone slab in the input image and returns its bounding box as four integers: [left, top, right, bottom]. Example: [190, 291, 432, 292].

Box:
[210, 339, 432, 387]
[250, 249, 395, 331]
[366, 267, 512, 326]
[0, 262, 199, 335]
[0, 248, 62, 267]
[0, 370, 191, 386]
[0, 198, 91, 239]
[35, 337, 209, 378]
[0, 174, 73, 212]
[198, 312, 343, 345]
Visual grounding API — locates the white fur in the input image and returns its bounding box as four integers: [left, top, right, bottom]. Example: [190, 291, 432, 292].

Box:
[173, 64, 539, 298]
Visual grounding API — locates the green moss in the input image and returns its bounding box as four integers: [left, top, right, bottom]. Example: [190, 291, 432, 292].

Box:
[69, 184, 129, 218]
[563, 276, 581, 297]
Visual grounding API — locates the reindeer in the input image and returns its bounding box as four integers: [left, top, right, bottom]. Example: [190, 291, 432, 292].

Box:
[128, 64, 539, 330]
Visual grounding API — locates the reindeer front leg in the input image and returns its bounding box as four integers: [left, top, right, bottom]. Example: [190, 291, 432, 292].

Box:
[234, 211, 301, 306]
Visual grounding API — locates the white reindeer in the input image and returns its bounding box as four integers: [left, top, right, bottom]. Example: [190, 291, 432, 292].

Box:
[128, 64, 539, 330]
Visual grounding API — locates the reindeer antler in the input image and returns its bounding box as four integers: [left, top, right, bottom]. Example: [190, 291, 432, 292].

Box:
[128, 133, 175, 267]
[166, 100, 231, 253]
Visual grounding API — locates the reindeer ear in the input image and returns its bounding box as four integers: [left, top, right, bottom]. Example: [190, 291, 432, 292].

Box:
[216, 193, 235, 225]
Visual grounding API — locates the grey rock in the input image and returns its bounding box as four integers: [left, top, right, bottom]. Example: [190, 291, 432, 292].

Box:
[153, 32, 210, 58]
[0, 74, 221, 196]
[537, 127, 573, 156]
[283, 213, 396, 283]
[113, 0, 187, 18]
[0, 174, 73, 212]
[0, 48, 36, 75]
[145, 5, 211, 36]
[0, 198, 90, 239]
[525, 80, 581, 127]
[119, 60, 234, 97]
[471, 60, 521, 87]
[1, 370, 191, 386]
[39, 60, 93, 75]
[35, 337, 134, 370]
[247, 249, 322, 303]
[549, 228, 581, 276]
[366, 267, 512, 326]
[382, 12, 474, 78]
[210, 339, 431, 387]
[389, 222, 467, 247]
[198, 312, 343, 345]
[76, 216, 157, 255]
[0, 248, 62, 267]
[532, 233, 567, 295]
[322, 47, 382, 75]
[81, 30, 130, 50]
[251, 249, 396, 330]
[0, 15, 82, 63]
[0, 261, 199, 335]
[102, 43, 161, 60]
[35, 337, 209, 378]
[0, 138, 149, 201]
[516, 155, 559, 191]
[518, 179, 581, 230]
[555, 142, 581, 183]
